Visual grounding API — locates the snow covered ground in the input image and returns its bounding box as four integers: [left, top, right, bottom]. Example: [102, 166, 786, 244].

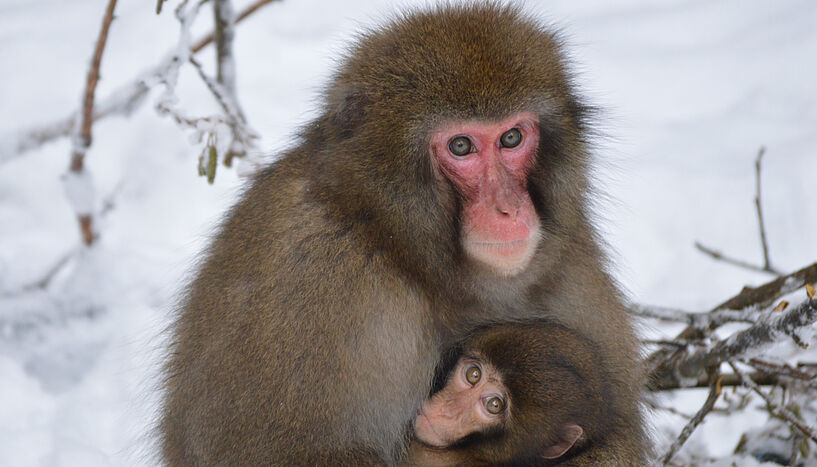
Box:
[1, 0, 815, 465]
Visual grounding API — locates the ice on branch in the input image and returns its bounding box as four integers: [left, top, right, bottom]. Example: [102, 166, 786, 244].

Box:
[61, 170, 96, 216]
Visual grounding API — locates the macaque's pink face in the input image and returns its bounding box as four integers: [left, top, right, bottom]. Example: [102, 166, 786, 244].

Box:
[414, 357, 508, 447]
[430, 113, 541, 276]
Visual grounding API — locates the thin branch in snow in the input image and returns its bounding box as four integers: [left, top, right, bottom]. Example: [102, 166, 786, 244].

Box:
[673, 296, 817, 383]
[631, 303, 758, 328]
[753, 147, 778, 274]
[660, 372, 723, 466]
[630, 304, 701, 323]
[191, 0, 281, 54]
[747, 358, 817, 382]
[212, 0, 255, 166]
[1, 182, 125, 297]
[693, 241, 778, 275]
[188, 55, 256, 145]
[710, 263, 817, 318]
[730, 362, 817, 443]
[213, 0, 237, 96]
[645, 262, 817, 386]
[646, 399, 693, 419]
[65, 0, 118, 246]
[652, 370, 788, 391]
[693, 147, 783, 276]
[1, 0, 278, 165]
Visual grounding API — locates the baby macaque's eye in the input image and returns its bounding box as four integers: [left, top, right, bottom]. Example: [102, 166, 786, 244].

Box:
[485, 396, 505, 415]
[465, 365, 481, 385]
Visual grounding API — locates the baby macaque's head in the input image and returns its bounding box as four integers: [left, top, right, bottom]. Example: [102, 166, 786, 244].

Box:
[413, 321, 611, 464]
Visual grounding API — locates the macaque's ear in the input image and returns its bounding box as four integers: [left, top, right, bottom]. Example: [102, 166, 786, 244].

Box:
[541, 423, 583, 459]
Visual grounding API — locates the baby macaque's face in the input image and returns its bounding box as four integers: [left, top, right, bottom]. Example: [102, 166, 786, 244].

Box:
[414, 357, 508, 447]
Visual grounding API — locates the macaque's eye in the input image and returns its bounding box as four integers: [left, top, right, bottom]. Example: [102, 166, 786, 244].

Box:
[485, 396, 505, 415]
[500, 128, 522, 148]
[449, 136, 473, 156]
[465, 365, 482, 385]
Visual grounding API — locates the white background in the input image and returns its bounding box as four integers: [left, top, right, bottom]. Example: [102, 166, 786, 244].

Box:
[1, 0, 815, 465]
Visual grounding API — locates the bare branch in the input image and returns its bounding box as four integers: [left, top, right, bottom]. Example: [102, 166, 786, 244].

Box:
[710, 262, 817, 318]
[673, 297, 817, 383]
[753, 147, 777, 273]
[730, 362, 817, 443]
[694, 241, 779, 275]
[191, 0, 280, 53]
[71, 0, 118, 172]
[631, 303, 757, 328]
[64, 0, 118, 246]
[652, 371, 783, 391]
[2, 0, 278, 164]
[747, 358, 817, 382]
[692, 146, 783, 276]
[660, 373, 723, 465]
[213, 0, 237, 95]
[645, 399, 693, 419]
[1, 182, 125, 297]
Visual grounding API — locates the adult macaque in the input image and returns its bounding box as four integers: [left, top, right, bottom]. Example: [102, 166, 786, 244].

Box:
[410, 321, 614, 466]
[161, 3, 646, 465]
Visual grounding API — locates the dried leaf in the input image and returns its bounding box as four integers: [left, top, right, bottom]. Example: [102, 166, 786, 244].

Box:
[207, 145, 218, 184]
[806, 283, 816, 299]
[774, 300, 790, 312]
[197, 154, 206, 176]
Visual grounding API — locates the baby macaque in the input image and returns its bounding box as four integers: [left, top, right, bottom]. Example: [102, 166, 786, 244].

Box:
[411, 321, 614, 466]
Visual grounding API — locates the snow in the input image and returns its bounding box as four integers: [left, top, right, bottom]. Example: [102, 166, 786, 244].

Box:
[1, 0, 816, 465]
[61, 170, 95, 216]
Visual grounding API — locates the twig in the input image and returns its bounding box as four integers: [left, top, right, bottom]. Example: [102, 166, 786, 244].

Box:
[65, 0, 118, 246]
[1, 182, 126, 297]
[188, 56, 255, 144]
[692, 147, 784, 276]
[2, 0, 278, 164]
[674, 297, 817, 382]
[652, 370, 787, 391]
[631, 303, 757, 328]
[646, 263, 817, 385]
[213, 0, 237, 95]
[660, 372, 723, 465]
[708, 262, 817, 320]
[753, 147, 777, 273]
[747, 358, 817, 382]
[212, 0, 253, 167]
[730, 362, 817, 443]
[694, 241, 779, 275]
[646, 399, 693, 419]
[191, 0, 279, 53]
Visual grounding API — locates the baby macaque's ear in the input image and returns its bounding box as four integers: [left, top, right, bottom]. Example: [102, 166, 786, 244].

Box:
[541, 423, 583, 459]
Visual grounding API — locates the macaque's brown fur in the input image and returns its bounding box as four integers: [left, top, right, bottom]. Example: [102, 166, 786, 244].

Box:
[161, 3, 646, 465]
[410, 321, 617, 466]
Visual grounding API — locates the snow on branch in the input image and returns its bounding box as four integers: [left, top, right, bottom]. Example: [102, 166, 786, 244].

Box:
[0, 0, 278, 166]
[155, 0, 258, 183]
[675, 295, 816, 383]
[635, 263, 817, 377]
[62, 0, 118, 246]
[730, 362, 817, 444]
[659, 372, 723, 466]
[640, 152, 817, 464]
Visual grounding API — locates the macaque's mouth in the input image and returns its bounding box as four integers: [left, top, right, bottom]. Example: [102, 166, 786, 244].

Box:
[474, 238, 530, 249]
